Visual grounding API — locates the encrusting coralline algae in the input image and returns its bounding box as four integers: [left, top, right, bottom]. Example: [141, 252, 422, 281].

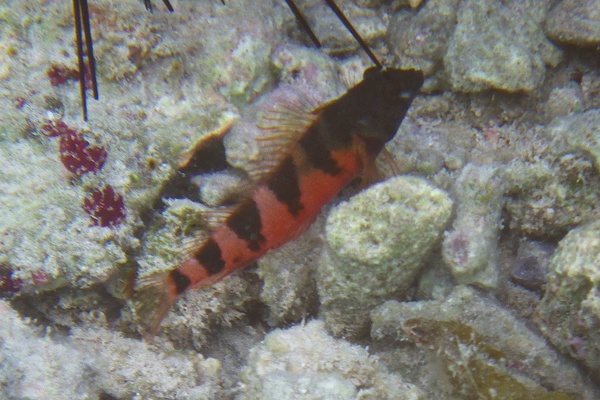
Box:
[1, 0, 600, 399]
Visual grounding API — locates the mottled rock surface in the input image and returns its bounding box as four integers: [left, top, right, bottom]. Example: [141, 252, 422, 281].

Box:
[536, 220, 600, 379]
[239, 320, 425, 400]
[545, 0, 600, 47]
[318, 176, 452, 337]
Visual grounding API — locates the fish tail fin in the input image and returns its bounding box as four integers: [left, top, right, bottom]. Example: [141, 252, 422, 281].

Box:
[131, 271, 179, 340]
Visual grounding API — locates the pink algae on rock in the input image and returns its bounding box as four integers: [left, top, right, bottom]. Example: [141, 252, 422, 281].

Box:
[40, 120, 107, 176]
[46, 64, 80, 87]
[39, 120, 75, 137]
[59, 131, 107, 176]
[82, 185, 126, 228]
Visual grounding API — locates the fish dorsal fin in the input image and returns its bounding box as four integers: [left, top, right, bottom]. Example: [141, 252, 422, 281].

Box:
[247, 92, 321, 182]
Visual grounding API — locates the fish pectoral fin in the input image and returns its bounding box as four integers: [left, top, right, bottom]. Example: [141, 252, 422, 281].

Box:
[181, 230, 210, 258]
[380, 147, 401, 176]
[360, 159, 382, 189]
[352, 136, 383, 189]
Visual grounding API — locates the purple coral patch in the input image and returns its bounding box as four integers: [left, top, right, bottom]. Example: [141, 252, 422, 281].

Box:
[59, 131, 107, 176]
[40, 119, 107, 176]
[40, 120, 76, 137]
[82, 185, 126, 227]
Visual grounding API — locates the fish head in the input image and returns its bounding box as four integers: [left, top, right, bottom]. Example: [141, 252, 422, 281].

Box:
[352, 67, 424, 155]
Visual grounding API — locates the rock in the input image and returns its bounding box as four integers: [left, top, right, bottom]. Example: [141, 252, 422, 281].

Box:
[549, 109, 600, 175]
[442, 164, 504, 288]
[388, 0, 459, 79]
[371, 286, 600, 399]
[318, 176, 452, 338]
[239, 320, 424, 400]
[545, 0, 600, 47]
[444, 0, 562, 92]
[545, 83, 585, 120]
[536, 220, 600, 378]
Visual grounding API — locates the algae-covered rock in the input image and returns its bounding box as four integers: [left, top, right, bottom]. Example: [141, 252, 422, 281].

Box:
[444, 0, 561, 92]
[442, 164, 504, 288]
[0, 301, 96, 399]
[239, 320, 424, 400]
[536, 219, 600, 378]
[549, 109, 600, 175]
[0, 140, 136, 292]
[72, 323, 224, 399]
[545, 0, 600, 47]
[403, 319, 575, 400]
[318, 176, 452, 338]
[371, 286, 600, 399]
[388, 0, 459, 87]
[0, 299, 226, 399]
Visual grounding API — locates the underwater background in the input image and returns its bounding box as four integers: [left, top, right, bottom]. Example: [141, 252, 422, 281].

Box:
[0, 0, 599, 398]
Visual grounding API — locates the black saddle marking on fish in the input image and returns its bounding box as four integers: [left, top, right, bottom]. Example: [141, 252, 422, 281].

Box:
[226, 199, 266, 252]
[299, 127, 342, 176]
[195, 238, 226, 275]
[169, 269, 191, 294]
[267, 156, 303, 217]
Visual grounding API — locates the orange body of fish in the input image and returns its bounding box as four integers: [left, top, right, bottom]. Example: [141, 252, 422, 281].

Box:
[135, 66, 424, 336]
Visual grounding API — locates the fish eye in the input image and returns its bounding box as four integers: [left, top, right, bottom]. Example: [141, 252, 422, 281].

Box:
[399, 90, 413, 100]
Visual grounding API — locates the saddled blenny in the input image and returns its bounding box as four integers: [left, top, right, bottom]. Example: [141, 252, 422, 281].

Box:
[69, 0, 383, 120]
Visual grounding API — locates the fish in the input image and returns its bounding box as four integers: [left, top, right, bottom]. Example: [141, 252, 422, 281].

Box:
[134, 66, 424, 336]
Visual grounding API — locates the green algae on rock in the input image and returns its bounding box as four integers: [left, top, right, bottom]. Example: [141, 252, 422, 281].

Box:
[503, 118, 600, 238]
[0, 140, 136, 292]
[403, 318, 575, 400]
[536, 219, 600, 379]
[239, 320, 424, 400]
[371, 286, 600, 399]
[318, 176, 452, 338]
[388, 0, 459, 88]
[0, 299, 225, 399]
